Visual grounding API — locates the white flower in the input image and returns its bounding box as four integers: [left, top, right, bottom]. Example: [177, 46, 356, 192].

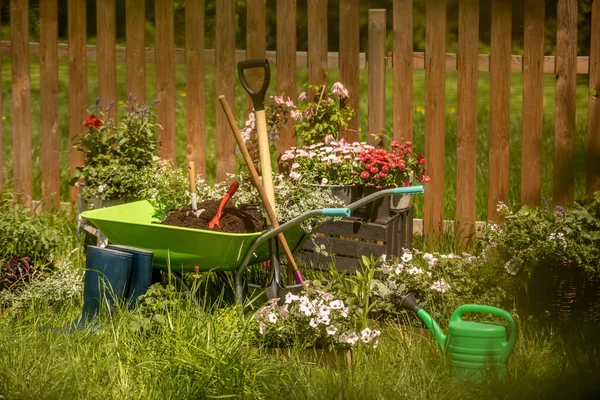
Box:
[340, 307, 349, 318]
[319, 305, 331, 318]
[346, 332, 359, 345]
[496, 201, 509, 213]
[319, 291, 334, 302]
[98, 184, 105, 193]
[299, 303, 313, 317]
[361, 328, 373, 343]
[309, 318, 319, 328]
[326, 325, 338, 335]
[321, 178, 329, 185]
[285, 292, 299, 304]
[268, 313, 278, 324]
[549, 232, 568, 250]
[407, 266, 424, 275]
[289, 171, 301, 181]
[319, 315, 330, 325]
[422, 253, 434, 261]
[382, 264, 390, 274]
[394, 264, 404, 275]
[280, 305, 289, 319]
[373, 339, 379, 349]
[339, 333, 348, 343]
[291, 163, 300, 169]
[401, 252, 413, 263]
[259, 322, 266, 335]
[430, 279, 451, 293]
[329, 300, 344, 310]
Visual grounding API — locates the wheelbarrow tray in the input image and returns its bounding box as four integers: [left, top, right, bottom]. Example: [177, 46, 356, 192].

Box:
[80, 200, 306, 272]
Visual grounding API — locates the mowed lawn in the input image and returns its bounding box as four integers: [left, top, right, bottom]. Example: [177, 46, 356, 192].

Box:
[0, 59, 591, 220]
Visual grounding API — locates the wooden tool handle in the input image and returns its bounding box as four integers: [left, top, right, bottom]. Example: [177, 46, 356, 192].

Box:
[188, 161, 196, 193]
[218, 95, 303, 284]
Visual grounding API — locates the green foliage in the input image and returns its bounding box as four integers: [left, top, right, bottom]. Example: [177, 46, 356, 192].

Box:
[294, 83, 356, 145]
[73, 99, 161, 201]
[0, 190, 75, 268]
[142, 160, 190, 221]
[480, 193, 600, 279]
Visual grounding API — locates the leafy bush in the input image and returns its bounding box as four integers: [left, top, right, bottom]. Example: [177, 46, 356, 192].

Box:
[141, 160, 190, 220]
[0, 256, 84, 311]
[479, 194, 600, 279]
[253, 283, 381, 350]
[72, 97, 161, 200]
[371, 250, 512, 320]
[0, 191, 75, 269]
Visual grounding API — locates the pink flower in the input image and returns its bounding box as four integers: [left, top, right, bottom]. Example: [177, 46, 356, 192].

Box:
[298, 91, 307, 101]
[361, 171, 370, 179]
[331, 81, 349, 98]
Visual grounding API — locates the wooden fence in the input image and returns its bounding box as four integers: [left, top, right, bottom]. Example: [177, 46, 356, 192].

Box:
[1, 0, 599, 238]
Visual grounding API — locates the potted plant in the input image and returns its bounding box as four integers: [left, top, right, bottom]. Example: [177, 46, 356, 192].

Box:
[72, 97, 161, 210]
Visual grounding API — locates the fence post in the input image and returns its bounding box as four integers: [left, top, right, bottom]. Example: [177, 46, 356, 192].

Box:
[521, 0, 545, 207]
[340, 0, 359, 142]
[393, 0, 413, 143]
[155, 0, 176, 162]
[186, 0, 206, 175]
[368, 9, 386, 147]
[588, 0, 600, 195]
[277, 0, 297, 156]
[308, 0, 328, 90]
[216, 0, 236, 182]
[126, 0, 146, 104]
[424, 0, 446, 234]
[11, 0, 32, 205]
[97, 0, 117, 120]
[456, 0, 478, 241]
[68, 0, 87, 203]
[40, 0, 60, 209]
[487, 0, 511, 223]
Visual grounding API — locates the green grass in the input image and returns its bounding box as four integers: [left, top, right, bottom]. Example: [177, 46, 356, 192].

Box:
[0, 60, 591, 220]
[1, 286, 599, 399]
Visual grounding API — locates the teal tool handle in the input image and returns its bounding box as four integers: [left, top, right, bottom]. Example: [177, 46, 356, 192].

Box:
[322, 208, 351, 217]
[393, 185, 424, 195]
[452, 304, 518, 358]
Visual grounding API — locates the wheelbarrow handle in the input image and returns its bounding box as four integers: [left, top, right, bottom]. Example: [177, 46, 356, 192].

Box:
[322, 208, 352, 217]
[238, 58, 271, 111]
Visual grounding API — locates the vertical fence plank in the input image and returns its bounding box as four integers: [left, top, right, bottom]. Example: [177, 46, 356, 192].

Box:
[521, 0, 544, 207]
[277, 0, 297, 155]
[340, 0, 359, 142]
[68, 0, 87, 203]
[588, 0, 600, 195]
[97, 0, 117, 119]
[487, 0, 511, 223]
[308, 0, 328, 88]
[393, 0, 413, 143]
[155, 0, 176, 162]
[11, 0, 32, 204]
[456, 0, 478, 239]
[554, 0, 577, 207]
[368, 9, 386, 146]
[247, 0, 266, 113]
[126, 0, 146, 104]
[40, 0, 60, 209]
[216, 0, 236, 181]
[424, 0, 446, 234]
[186, 0, 206, 174]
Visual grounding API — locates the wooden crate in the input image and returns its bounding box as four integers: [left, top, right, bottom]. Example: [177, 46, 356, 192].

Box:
[297, 206, 413, 273]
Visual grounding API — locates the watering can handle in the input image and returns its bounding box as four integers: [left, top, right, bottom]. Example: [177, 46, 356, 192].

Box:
[452, 304, 518, 357]
[238, 59, 271, 111]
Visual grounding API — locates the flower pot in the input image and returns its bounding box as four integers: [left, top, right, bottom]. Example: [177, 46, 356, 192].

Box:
[310, 184, 362, 206]
[390, 172, 414, 212]
[362, 186, 391, 223]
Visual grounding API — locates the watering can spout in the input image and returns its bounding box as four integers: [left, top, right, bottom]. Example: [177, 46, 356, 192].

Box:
[400, 293, 447, 352]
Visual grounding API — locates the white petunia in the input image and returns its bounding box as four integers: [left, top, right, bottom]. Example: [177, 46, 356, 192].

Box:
[401, 252, 413, 263]
[268, 313, 278, 324]
[326, 325, 338, 335]
[346, 332, 359, 345]
[430, 279, 451, 293]
[329, 300, 344, 310]
[309, 318, 319, 328]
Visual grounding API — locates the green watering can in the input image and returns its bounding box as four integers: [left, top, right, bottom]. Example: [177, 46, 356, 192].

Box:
[400, 293, 518, 381]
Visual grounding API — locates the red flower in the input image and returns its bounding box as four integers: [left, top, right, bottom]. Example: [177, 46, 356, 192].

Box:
[84, 114, 103, 129]
[420, 175, 431, 182]
[194, 265, 199, 272]
[365, 163, 373, 170]
[419, 157, 426, 164]
[390, 140, 400, 147]
[370, 166, 379, 174]
[361, 171, 370, 179]
[382, 165, 389, 173]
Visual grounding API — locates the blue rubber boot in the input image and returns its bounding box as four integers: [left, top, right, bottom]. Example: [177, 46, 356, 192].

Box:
[107, 245, 154, 309]
[72, 246, 133, 329]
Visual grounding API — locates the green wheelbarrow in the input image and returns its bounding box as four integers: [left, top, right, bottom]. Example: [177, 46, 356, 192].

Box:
[81, 186, 424, 303]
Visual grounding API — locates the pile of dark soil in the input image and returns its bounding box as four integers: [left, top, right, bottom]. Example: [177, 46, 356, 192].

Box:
[159, 200, 265, 233]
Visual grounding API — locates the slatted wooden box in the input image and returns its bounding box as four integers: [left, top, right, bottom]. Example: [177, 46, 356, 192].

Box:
[297, 206, 414, 273]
